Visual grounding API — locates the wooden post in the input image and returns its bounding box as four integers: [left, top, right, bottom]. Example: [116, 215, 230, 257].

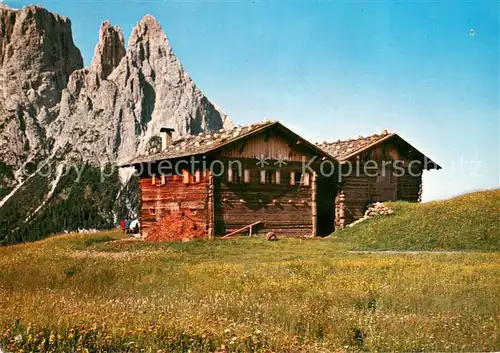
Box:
[335, 190, 346, 230]
[139, 178, 143, 237]
[311, 172, 317, 237]
[155, 182, 161, 222]
[417, 175, 423, 203]
[207, 171, 215, 238]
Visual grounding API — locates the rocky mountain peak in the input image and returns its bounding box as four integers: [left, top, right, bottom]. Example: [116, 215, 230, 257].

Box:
[130, 14, 166, 44]
[91, 20, 125, 79]
[0, 4, 234, 244]
[123, 13, 174, 71]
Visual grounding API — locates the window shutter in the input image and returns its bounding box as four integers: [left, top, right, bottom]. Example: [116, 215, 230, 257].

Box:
[228, 168, 233, 183]
[260, 170, 266, 184]
[152, 175, 156, 185]
[290, 171, 295, 185]
[275, 170, 281, 184]
[182, 170, 190, 184]
[244, 169, 250, 183]
[303, 173, 310, 186]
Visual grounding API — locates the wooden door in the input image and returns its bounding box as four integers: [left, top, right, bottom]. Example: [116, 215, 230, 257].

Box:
[372, 166, 397, 201]
[316, 176, 335, 236]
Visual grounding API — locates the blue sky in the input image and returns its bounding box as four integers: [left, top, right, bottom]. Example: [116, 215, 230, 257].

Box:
[5, 0, 499, 201]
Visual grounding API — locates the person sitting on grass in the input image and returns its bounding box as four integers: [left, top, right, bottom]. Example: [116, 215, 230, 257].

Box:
[124, 218, 131, 234]
[129, 219, 140, 234]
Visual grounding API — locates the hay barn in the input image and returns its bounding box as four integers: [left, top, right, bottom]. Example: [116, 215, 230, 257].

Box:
[122, 121, 340, 237]
[318, 131, 441, 228]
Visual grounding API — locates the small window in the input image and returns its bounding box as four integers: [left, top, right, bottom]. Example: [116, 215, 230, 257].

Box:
[290, 171, 310, 186]
[265, 171, 274, 184]
[228, 168, 243, 183]
[160, 174, 166, 185]
[260, 170, 277, 184]
[152, 175, 156, 185]
[234, 170, 243, 183]
[294, 172, 303, 185]
[149, 208, 156, 215]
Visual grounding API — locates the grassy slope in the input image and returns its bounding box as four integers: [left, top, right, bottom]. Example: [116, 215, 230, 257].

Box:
[0, 230, 499, 352]
[0, 190, 499, 352]
[331, 189, 500, 251]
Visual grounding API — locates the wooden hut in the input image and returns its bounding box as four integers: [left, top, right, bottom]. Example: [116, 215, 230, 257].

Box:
[318, 130, 441, 228]
[122, 121, 339, 237]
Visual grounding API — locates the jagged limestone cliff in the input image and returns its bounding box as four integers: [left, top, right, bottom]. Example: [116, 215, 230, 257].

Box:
[50, 14, 232, 165]
[0, 5, 232, 244]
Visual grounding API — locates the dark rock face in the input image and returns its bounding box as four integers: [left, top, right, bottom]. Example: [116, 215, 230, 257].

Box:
[0, 5, 83, 167]
[0, 5, 233, 245]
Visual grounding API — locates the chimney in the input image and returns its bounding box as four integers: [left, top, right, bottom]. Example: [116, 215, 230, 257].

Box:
[159, 128, 175, 150]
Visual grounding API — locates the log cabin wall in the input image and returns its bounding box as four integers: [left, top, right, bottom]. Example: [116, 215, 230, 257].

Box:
[221, 133, 312, 162]
[213, 159, 316, 236]
[335, 141, 425, 227]
[135, 124, 339, 237]
[395, 151, 424, 203]
[337, 171, 378, 225]
[215, 127, 337, 236]
[396, 167, 423, 202]
[139, 172, 210, 237]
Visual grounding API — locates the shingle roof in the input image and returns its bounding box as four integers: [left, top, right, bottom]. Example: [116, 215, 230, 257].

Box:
[316, 130, 441, 170]
[121, 120, 339, 166]
[316, 130, 395, 161]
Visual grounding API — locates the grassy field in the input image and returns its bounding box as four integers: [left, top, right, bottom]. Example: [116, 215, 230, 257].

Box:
[0, 190, 499, 352]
